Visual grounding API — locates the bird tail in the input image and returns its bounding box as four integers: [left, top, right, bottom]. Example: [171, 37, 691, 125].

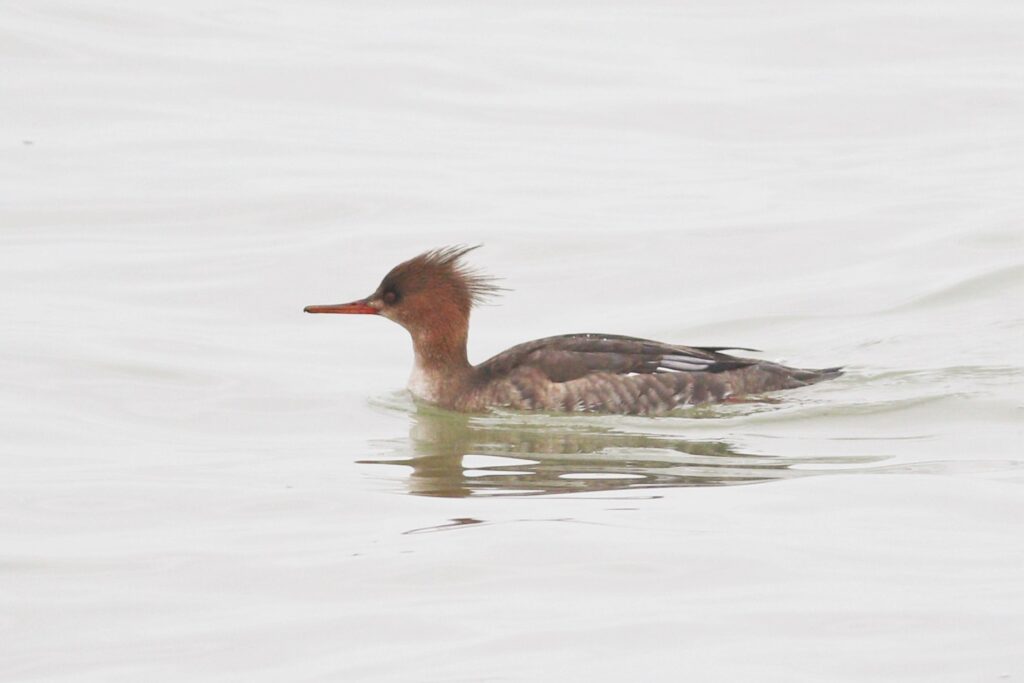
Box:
[793, 366, 844, 384]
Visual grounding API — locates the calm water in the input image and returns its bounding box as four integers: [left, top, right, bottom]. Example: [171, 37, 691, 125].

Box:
[3, 1, 1024, 681]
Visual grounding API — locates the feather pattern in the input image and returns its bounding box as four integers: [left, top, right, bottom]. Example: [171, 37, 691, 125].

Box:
[462, 333, 841, 415]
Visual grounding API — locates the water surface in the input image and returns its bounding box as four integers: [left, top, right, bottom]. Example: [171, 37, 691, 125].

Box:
[2, 1, 1023, 681]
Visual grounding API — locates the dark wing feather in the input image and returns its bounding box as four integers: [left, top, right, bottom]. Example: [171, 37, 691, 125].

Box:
[476, 333, 756, 384]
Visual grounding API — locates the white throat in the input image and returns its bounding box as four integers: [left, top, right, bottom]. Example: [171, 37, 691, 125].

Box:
[407, 360, 439, 403]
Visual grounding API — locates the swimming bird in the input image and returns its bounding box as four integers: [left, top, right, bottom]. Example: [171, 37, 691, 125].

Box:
[304, 246, 841, 415]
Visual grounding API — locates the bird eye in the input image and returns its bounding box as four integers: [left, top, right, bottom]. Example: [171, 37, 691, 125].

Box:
[382, 289, 399, 305]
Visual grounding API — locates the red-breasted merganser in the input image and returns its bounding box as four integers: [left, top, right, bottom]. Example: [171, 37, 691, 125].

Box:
[304, 246, 842, 415]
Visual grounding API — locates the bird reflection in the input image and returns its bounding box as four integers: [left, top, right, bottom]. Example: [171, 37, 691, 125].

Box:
[359, 405, 887, 498]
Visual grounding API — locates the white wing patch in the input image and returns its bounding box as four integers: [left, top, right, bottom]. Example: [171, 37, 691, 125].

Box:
[655, 354, 714, 373]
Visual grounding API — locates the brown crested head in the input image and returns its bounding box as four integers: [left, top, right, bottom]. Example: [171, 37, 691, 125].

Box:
[371, 245, 502, 329]
[303, 245, 503, 331]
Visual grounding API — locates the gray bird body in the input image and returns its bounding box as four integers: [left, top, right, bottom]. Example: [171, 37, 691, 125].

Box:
[459, 333, 840, 415]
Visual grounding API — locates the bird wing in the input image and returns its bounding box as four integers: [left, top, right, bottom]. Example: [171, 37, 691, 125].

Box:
[475, 333, 758, 384]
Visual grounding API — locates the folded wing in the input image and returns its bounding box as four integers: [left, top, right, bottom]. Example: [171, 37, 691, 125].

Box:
[476, 333, 758, 384]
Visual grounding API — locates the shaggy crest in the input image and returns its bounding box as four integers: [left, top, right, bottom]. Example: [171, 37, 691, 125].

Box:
[380, 245, 505, 312]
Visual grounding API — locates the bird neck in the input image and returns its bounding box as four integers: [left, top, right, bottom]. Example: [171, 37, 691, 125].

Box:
[406, 312, 474, 405]
[411, 324, 471, 372]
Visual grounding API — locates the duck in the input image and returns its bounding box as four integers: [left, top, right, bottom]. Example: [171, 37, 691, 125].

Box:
[304, 246, 841, 415]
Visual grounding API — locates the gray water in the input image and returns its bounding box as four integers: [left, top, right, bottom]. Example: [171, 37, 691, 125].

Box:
[3, 1, 1023, 681]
